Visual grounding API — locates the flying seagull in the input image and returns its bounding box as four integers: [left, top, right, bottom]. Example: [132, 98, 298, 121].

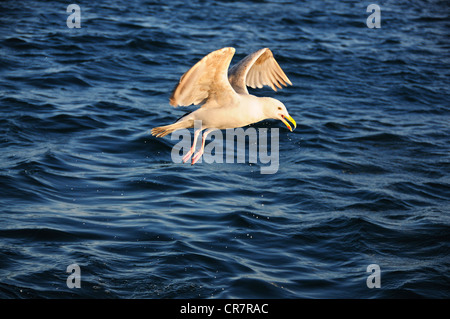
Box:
[151, 47, 296, 165]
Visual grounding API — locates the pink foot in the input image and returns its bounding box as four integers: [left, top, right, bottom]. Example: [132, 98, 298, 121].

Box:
[183, 129, 202, 164]
[191, 149, 204, 165]
[182, 149, 194, 163]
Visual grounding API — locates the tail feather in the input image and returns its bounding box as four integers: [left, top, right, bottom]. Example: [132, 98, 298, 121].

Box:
[151, 120, 193, 138]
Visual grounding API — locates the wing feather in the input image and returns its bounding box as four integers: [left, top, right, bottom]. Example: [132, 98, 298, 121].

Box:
[170, 47, 237, 107]
[228, 48, 292, 94]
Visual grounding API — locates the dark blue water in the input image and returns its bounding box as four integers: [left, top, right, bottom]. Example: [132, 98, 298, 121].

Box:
[1, 0, 449, 299]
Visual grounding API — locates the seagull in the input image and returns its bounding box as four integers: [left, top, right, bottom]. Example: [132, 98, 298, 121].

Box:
[151, 47, 296, 165]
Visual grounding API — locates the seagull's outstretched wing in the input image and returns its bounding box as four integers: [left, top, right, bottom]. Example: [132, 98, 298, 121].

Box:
[170, 47, 238, 108]
[228, 48, 292, 95]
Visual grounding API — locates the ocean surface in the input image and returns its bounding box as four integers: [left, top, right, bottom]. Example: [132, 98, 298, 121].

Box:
[0, 0, 449, 299]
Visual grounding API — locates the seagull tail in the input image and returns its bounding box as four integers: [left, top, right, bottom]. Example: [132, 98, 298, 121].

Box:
[151, 120, 193, 138]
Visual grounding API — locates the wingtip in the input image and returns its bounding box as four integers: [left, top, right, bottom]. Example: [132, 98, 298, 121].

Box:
[263, 47, 273, 56]
[222, 47, 235, 55]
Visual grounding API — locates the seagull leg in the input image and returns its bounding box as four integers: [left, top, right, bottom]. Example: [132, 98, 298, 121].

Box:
[182, 128, 202, 163]
[191, 129, 214, 165]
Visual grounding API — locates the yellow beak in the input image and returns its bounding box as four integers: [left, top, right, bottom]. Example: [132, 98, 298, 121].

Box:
[280, 114, 297, 132]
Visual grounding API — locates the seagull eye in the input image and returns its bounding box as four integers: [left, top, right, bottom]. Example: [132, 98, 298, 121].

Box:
[278, 107, 282, 111]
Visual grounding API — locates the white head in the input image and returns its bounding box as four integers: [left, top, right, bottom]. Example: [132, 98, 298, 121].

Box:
[262, 97, 297, 132]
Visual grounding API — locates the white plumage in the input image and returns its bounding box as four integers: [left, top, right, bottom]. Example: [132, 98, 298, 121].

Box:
[152, 47, 296, 164]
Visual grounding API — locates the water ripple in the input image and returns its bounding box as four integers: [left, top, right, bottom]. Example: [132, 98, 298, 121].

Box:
[0, 0, 449, 299]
